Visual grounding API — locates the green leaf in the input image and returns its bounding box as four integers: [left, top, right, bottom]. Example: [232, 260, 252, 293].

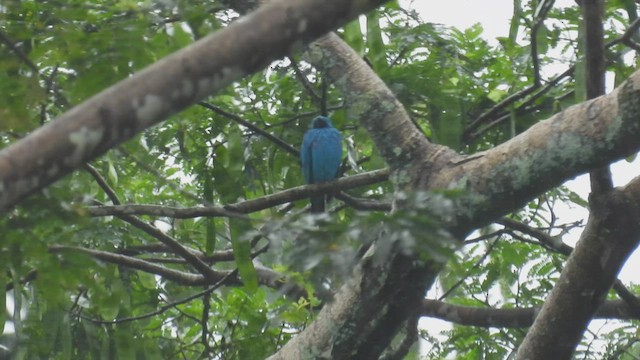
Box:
[59, 314, 72, 359]
[535, 23, 549, 55]
[107, 159, 118, 186]
[366, 10, 387, 71]
[137, 272, 157, 290]
[343, 18, 365, 55]
[508, 0, 522, 49]
[98, 291, 122, 321]
[115, 325, 135, 359]
[487, 88, 506, 103]
[230, 219, 258, 293]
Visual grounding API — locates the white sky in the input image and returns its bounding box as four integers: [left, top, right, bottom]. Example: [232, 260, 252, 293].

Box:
[406, 0, 514, 41]
[409, 0, 576, 40]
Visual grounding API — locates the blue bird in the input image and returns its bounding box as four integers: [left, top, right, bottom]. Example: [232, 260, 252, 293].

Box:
[301, 116, 342, 212]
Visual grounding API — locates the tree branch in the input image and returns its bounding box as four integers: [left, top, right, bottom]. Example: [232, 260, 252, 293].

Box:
[198, 101, 299, 157]
[50, 245, 226, 285]
[86, 168, 390, 217]
[583, 0, 614, 195]
[433, 70, 640, 234]
[78, 269, 239, 325]
[114, 212, 227, 282]
[421, 298, 640, 328]
[516, 175, 640, 358]
[83, 163, 121, 205]
[0, 0, 391, 212]
[50, 245, 307, 298]
[118, 243, 239, 264]
[271, 23, 640, 360]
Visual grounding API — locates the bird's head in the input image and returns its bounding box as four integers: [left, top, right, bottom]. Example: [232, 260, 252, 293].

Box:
[311, 116, 333, 129]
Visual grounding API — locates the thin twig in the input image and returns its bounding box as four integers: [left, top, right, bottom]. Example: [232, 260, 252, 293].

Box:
[198, 102, 299, 157]
[0, 30, 39, 74]
[289, 57, 322, 105]
[83, 163, 121, 205]
[78, 269, 239, 325]
[115, 212, 227, 282]
[439, 237, 501, 300]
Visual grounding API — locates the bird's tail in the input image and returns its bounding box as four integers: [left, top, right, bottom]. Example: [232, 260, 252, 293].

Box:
[310, 195, 325, 213]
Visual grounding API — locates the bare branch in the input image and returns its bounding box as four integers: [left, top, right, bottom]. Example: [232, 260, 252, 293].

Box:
[198, 102, 299, 157]
[498, 218, 573, 255]
[50, 245, 226, 286]
[118, 243, 236, 264]
[86, 168, 390, 217]
[114, 212, 226, 282]
[289, 57, 322, 105]
[421, 298, 640, 328]
[335, 192, 391, 211]
[50, 245, 306, 299]
[83, 163, 121, 205]
[0, 31, 39, 74]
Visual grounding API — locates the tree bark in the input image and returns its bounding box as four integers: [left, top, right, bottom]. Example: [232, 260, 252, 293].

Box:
[0, 0, 389, 211]
[515, 176, 640, 358]
[269, 25, 640, 360]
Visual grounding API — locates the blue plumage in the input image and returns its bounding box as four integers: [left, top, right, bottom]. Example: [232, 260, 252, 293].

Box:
[301, 116, 342, 212]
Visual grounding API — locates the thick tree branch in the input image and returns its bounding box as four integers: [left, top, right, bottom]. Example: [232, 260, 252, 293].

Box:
[583, 0, 614, 195]
[270, 26, 640, 360]
[516, 175, 640, 358]
[433, 71, 640, 234]
[0, 0, 390, 212]
[500, 217, 640, 317]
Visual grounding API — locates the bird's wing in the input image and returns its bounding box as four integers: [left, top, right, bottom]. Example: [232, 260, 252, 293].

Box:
[301, 130, 315, 183]
[311, 128, 342, 182]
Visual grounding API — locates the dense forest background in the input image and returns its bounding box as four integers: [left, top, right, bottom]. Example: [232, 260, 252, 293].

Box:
[1, 0, 640, 358]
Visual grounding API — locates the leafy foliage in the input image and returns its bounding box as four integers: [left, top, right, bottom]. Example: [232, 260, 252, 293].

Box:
[0, 0, 638, 359]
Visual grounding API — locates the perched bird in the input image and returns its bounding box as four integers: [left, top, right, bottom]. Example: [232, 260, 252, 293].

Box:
[300, 116, 342, 212]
